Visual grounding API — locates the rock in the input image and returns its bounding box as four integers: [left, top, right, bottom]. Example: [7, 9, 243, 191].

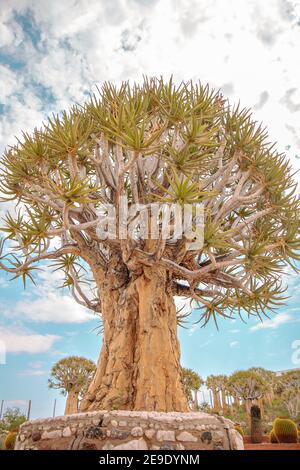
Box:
[145, 429, 156, 439]
[156, 430, 175, 442]
[85, 426, 106, 440]
[41, 430, 62, 440]
[110, 429, 130, 439]
[111, 420, 118, 427]
[176, 443, 185, 450]
[79, 441, 98, 450]
[62, 427, 72, 438]
[229, 428, 244, 450]
[119, 420, 127, 427]
[160, 443, 175, 450]
[31, 431, 41, 442]
[19, 434, 26, 442]
[102, 442, 114, 450]
[151, 445, 160, 450]
[201, 431, 212, 444]
[131, 426, 143, 437]
[114, 438, 148, 450]
[177, 431, 197, 442]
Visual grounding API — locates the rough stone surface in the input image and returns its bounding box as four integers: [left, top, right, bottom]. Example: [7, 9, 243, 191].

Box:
[114, 438, 148, 450]
[156, 430, 175, 442]
[131, 426, 143, 437]
[229, 428, 244, 450]
[145, 429, 156, 439]
[177, 431, 197, 442]
[15, 411, 244, 450]
[62, 427, 72, 438]
[41, 430, 62, 440]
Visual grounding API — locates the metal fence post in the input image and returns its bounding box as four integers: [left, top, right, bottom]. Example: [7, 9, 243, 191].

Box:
[27, 400, 31, 421]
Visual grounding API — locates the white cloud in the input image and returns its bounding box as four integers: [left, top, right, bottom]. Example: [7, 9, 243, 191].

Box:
[0, 277, 9, 288]
[13, 292, 93, 323]
[3, 269, 95, 324]
[0, 326, 60, 353]
[250, 311, 296, 331]
[17, 369, 47, 376]
[229, 341, 240, 348]
[0, 0, 299, 171]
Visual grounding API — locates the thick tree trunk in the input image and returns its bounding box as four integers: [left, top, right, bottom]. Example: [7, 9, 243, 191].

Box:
[221, 390, 228, 413]
[212, 389, 220, 411]
[65, 390, 79, 415]
[80, 264, 188, 412]
[193, 390, 199, 410]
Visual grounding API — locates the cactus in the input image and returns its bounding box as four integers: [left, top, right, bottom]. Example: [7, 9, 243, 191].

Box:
[0, 433, 7, 450]
[273, 417, 298, 443]
[4, 432, 17, 450]
[269, 429, 278, 443]
[250, 405, 263, 443]
[234, 424, 244, 437]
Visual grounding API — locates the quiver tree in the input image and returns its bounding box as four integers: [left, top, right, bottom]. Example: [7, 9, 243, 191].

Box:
[277, 370, 300, 419]
[182, 368, 204, 409]
[281, 388, 300, 420]
[248, 367, 276, 414]
[208, 374, 229, 412]
[0, 77, 300, 412]
[48, 356, 96, 414]
[228, 370, 268, 417]
[206, 375, 222, 411]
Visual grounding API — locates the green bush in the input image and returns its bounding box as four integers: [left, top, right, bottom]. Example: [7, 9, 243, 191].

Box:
[273, 417, 298, 443]
[4, 432, 17, 450]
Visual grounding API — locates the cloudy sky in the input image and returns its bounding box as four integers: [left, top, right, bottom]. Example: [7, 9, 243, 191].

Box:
[0, 0, 300, 418]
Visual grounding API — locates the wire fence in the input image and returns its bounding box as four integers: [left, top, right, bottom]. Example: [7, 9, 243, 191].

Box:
[0, 399, 66, 421]
[0, 391, 235, 421]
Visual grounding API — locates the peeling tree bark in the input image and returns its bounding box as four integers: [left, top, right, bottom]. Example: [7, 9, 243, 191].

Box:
[80, 261, 188, 412]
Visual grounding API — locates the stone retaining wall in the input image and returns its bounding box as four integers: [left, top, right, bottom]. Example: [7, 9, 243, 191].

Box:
[15, 411, 244, 450]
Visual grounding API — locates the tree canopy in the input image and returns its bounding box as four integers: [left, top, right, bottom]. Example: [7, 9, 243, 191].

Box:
[182, 367, 203, 402]
[0, 407, 27, 432]
[48, 356, 96, 397]
[228, 370, 268, 402]
[0, 77, 299, 328]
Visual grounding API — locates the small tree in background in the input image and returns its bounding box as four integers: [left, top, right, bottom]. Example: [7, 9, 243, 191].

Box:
[206, 375, 222, 411]
[0, 77, 299, 411]
[281, 388, 300, 420]
[0, 407, 26, 432]
[48, 356, 96, 414]
[228, 370, 267, 417]
[248, 367, 276, 414]
[182, 367, 204, 409]
[206, 374, 229, 412]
